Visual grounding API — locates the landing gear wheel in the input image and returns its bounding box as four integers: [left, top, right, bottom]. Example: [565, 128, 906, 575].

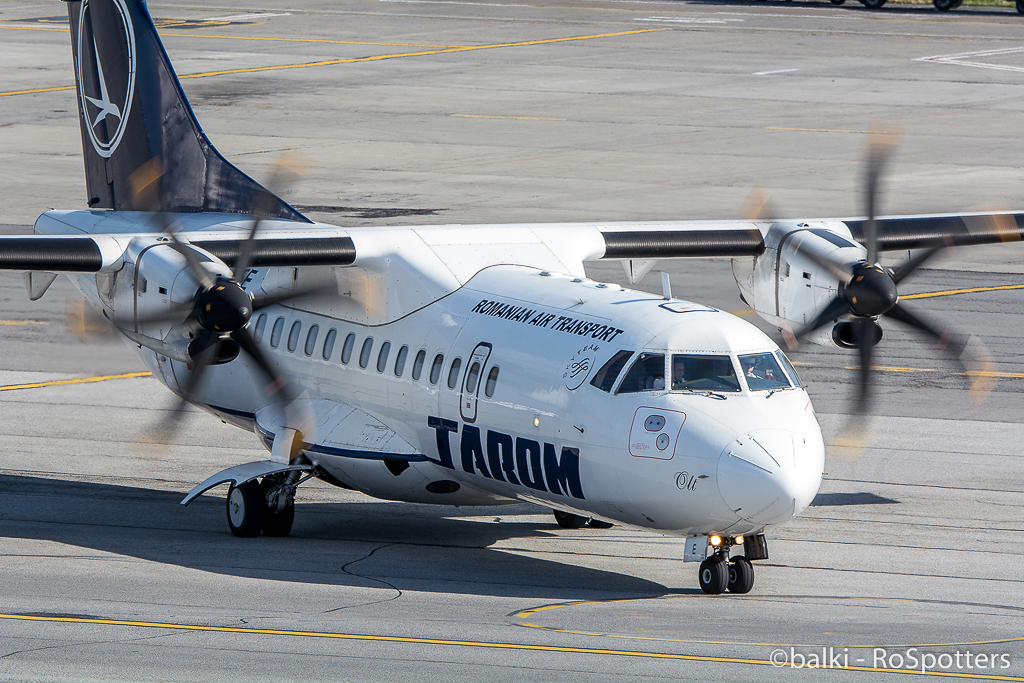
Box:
[727, 556, 755, 594]
[698, 555, 729, 594]
[226, 480, 263, 537]
[861, 0, 886, 7]
[260, 478, 295, 537]
[1018, 0, 1024, 14]
[587, 518, 614, 529]
[553, 510, 587, 529]
[933, 0, 955, 9]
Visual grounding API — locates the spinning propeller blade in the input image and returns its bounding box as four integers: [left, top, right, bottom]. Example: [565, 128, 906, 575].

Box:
[129, 153, 323, 447]
[777, 134, 995, 452]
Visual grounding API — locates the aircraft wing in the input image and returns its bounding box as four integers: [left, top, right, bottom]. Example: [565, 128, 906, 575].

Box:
[1, 210, 1023, 276]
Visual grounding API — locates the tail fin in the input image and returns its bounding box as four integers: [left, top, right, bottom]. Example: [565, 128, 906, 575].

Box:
[65, 0, 308, 222]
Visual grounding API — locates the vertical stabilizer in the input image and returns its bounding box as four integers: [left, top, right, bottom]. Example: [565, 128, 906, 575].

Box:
[65, 0, 308, 221]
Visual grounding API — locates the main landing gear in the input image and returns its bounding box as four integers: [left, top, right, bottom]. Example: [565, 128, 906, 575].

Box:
[552, 509, 614, 529]
[227, 471, 306, 538]
[696, 534, 767, 595]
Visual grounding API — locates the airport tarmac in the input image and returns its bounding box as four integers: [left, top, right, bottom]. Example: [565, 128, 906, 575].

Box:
[2, 0, 1024, 680]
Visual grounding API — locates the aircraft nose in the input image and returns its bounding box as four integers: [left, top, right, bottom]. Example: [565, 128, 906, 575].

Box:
[717, 429, 823, 526]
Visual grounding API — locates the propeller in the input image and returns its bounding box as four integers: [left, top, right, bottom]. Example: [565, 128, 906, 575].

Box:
[128, 153, 320, 445]
[782, 134, 994, 447]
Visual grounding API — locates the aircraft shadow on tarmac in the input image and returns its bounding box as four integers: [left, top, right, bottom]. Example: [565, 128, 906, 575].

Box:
[0, 474, 679, 600]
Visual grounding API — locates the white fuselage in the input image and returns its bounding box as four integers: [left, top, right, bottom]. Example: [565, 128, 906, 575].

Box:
[42, 211, 825, 539]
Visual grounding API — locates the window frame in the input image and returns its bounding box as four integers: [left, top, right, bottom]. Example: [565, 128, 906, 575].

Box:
[341, 333, 356, 364]
[322, 328, 337, 360]
[447, 357, 463, 390]
[359, 337, 374, 369]
[269, 317, 285, 348]
[376, 341, 391, 373]
[304, 324, 319, 356]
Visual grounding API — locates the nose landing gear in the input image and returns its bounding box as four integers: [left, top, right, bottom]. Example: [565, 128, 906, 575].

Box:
[695, 534, 763, 594]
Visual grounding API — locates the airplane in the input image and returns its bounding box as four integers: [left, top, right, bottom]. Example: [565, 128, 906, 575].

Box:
[4, 0, 1023, 595]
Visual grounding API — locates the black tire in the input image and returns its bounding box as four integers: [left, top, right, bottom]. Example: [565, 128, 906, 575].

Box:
[727, 556, 755, 594]
[830, 0, 845, 4]
[553, 509, 587, 529]
[698, 556, 728, 595]
[933, 0, 954, 9]
[261, 478, 295, 537]
[861, 0, 886, 7]
[226, 480, 263, 537]
[1018, 0, 1024, 15]
[587, 519, 614, 529]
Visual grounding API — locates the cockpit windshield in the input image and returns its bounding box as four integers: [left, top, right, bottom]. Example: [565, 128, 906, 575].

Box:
[671, 354, 741, 393]
[738, 352, 791, 391]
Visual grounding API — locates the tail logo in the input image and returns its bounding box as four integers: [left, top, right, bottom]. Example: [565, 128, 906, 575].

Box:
[76, 0, 136, 158]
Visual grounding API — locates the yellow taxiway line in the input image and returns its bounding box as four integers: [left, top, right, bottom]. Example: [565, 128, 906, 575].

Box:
[902, 284, 1024, 300]
[2, 613, 1022, 679]
[0, 371, 151, 392]
[0, 27, 666, 97]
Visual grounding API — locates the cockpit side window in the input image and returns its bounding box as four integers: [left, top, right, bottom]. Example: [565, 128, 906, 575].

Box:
[671, 354, 741, 393]
[590, 350, 634, 393]
[739, 352, 791, 391]
[616, 353, 665, 394]
[775, 350, 803, 387]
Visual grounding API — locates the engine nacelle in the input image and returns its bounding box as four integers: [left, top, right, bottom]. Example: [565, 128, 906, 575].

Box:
[96, 238, 235, 363]
[732, 221, 867, 348]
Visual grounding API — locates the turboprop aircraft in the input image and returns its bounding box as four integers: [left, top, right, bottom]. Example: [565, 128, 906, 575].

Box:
[4, 0, 1023, 595]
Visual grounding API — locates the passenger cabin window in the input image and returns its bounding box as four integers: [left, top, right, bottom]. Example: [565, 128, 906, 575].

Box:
[671, 355, 741, 393]
[394, 345, 409, 377]
[412, 350, 426, 381]
[447, 358, 462, 389]
[377, 341, 391, 372]
[287, 321, 301, 352]
[304, 324, 319, 356]
[341, 333, 355, 364]
[429, 354, 444, 385]
[270, 317, 285, 348]
[359, 338, 374, 368]
[617, 353, 665, 394]
[253, 314, 267, 343]
[322, 329, 337, 360]
[739, 352, 791, 391]
[775, 350, 803, 387]
[591, 350, 634, 393]
[465, 361, 481, 393]
[484, 366, 499, 397]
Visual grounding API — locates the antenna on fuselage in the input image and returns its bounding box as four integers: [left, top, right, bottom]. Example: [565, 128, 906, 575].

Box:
[661, 272, 672, 300]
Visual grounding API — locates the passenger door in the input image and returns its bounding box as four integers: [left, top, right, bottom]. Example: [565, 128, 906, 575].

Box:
[460, 342, 492, 423]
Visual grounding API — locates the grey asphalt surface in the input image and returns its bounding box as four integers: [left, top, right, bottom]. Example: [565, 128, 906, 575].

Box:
[2, 0, 1024, 680]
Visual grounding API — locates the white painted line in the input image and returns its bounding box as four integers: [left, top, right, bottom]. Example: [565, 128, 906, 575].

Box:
[752, 68, 799, 75]
[916, 47, 1024, 74]
[206, 12, 291, 20]
[636, 16, 743, 24]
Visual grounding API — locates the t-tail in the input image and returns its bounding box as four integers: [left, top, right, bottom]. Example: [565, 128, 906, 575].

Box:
[64, 0, 308, 221]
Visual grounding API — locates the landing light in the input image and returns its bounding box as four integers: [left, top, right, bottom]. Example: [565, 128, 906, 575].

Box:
[735, 535, 744, 545]
[533, 416, 540, 428]
[709, 535, 722, 546]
